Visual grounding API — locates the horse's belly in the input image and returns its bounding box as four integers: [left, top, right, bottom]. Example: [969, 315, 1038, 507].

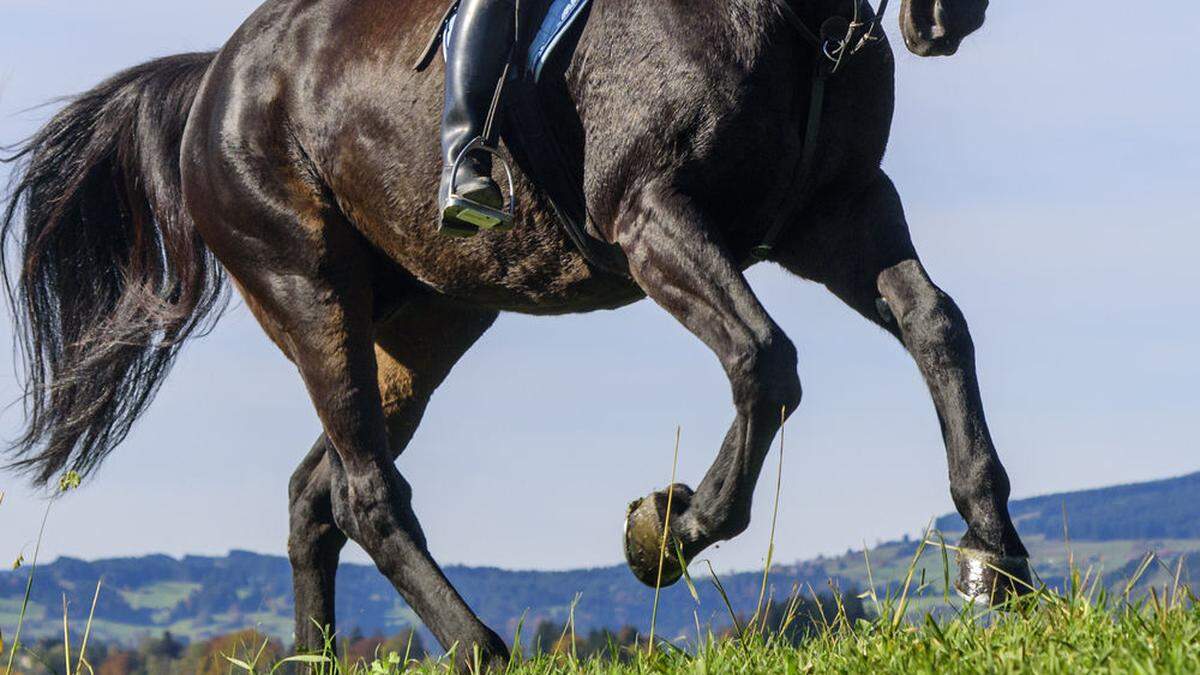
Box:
[353, 192, 643, 316]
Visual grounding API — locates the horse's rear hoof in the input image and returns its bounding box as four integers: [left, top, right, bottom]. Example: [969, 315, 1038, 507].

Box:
[450, 629, 509, 673]
[623, 484, 693, 588]
[955, 549, 1034, 607]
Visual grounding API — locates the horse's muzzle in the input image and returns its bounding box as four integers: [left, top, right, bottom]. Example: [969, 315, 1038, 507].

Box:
[900, 0, 988, 57]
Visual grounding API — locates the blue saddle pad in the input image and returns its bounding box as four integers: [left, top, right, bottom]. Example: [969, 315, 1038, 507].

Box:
[445, 0, 592, 82]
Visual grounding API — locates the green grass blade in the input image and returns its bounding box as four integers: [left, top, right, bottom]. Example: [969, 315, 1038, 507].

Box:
[74, 578, 102, 675]
[753, 405, 787, 635]
[648, 426, 682, 655]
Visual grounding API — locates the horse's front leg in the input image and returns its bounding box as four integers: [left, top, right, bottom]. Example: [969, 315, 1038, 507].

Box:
[617, 185, 802, 587]
[875, 259, 1033, 602]
[775, 170, 1031, 604]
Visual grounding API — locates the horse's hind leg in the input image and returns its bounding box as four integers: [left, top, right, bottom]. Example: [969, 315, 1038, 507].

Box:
[774, 170, 1031, 604]
[617, 185, 803, 587]
[287, 299, 496, 654]
[289, 434, 345, 652]
[188, 164, 506, 667]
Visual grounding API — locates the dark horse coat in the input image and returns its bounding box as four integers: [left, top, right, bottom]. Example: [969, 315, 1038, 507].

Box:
[3, 0, 1023, 665]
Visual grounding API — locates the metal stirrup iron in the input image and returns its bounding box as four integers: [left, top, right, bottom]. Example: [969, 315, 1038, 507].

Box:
[444, 137, 518, 231]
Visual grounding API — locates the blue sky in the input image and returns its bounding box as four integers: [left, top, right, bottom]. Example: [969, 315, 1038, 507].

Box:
[1, 1, 1197, 574]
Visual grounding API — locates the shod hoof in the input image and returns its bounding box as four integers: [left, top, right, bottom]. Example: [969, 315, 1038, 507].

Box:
[955, 549, 1034, 606]
[623, 484, 693, 588]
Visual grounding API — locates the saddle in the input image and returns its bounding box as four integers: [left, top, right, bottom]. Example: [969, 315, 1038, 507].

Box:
[415, 0, 629, 276]
[414, 0, 889, 277]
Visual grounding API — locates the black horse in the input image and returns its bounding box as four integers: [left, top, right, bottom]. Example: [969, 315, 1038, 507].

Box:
[2, 0, 1026, 666]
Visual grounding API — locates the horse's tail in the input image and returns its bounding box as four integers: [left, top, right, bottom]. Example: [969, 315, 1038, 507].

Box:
[1, 52, 227, 485]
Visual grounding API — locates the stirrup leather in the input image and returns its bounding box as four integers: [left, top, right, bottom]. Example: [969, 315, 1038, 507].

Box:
[440, 137, 517, 236]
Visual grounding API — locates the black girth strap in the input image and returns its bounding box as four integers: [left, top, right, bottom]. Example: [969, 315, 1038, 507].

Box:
[767, 0, 823, 48]
[753, 0, 890, 260]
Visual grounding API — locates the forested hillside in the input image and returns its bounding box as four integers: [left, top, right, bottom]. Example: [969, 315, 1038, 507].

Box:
[0, 550, 869, 646]
[936, 471, 1200, 540]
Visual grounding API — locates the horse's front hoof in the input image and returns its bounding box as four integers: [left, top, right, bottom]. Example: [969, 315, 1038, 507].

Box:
[623, 484, 694, 587]
[955, 549, 1034, 606]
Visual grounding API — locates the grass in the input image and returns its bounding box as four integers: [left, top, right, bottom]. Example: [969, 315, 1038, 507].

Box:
[7, 557, 1196, 674]
[213, 560, 1196, 674]
[239, 544, 1194, 675]
[260, 411, 1196, 674]
[3, 438, 1199, 674]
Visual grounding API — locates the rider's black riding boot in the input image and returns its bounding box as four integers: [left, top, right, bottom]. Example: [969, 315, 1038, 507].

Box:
[439, 0, 516, 237]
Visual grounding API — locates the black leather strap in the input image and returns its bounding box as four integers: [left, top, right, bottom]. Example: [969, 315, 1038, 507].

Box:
[766, 0, 822, 48]
[413, 0, 461, 72]
[752, 62, 828, 260]
[752, 0, 891, 259]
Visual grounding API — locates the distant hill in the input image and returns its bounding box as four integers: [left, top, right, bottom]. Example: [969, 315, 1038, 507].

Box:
[936, 471, 1200, 540]
[0, 550, 868, 648]
[2, 470, 1196, 646]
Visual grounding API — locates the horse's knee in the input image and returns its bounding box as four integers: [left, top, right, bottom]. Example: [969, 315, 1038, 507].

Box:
[728, 332, 802, 417]
[330, 463, 425, 554]
[288, 486, 344, 570]
[878, 260, 972, 360]
[288, 437, 346, 567]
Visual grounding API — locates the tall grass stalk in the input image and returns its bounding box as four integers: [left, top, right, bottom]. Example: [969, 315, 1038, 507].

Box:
[752, 406, 787, 634]
[60, 596, 70, 675]
[74, 579, 102, 675]
[892, 522, 932, 627]
[646, 426, 682, 654]
[4, 495, 53, 675]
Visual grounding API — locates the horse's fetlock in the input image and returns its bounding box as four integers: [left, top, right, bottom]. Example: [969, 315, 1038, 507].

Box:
[708, 504, 753, 542]
[950, 464, 1010, 516]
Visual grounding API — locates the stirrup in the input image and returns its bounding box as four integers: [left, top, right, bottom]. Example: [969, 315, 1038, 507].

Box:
[439, 137, 517, 236]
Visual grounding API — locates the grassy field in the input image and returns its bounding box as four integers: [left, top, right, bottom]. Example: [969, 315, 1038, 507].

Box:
[6, 532, 1197, 673]
[228, 579, 1200, 674]
[183, 533, 1197, 675]
[4, 475, 1198, 673]
[6, 578, 1198, 674]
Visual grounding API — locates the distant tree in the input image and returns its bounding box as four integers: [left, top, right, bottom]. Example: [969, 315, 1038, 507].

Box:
[524, 621, 642, 660]
[344, 633, 386, 666]
[141, 630, 185, 660]
[760, 592, 868, 645]
[180, 629, 281, 675]
[579, 625, 641, 659]
[381, 628, 426, 662]
[98, 650, 142, 675]
[531, 621, 566, 654]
